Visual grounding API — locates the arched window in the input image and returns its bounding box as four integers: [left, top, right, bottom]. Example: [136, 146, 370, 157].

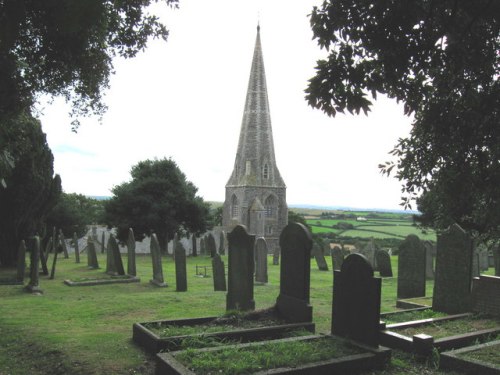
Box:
[263, 163, 269, 179]
[231, 195, 239, 218]
[265, 195, 277, 218]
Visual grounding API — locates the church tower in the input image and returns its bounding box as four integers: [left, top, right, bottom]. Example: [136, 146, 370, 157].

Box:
[222, 25, 287, 252]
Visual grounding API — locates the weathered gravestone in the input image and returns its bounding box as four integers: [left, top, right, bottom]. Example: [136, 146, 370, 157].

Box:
[433, 224, 473, 314]
[332, 253, 381, 347]
[105, 235, 116, 274]
[275, 223, 313, 323]
[25, 236, 43, 294]
[16, 240, 26, 283]
[397, 234, 426, 299]
[174, 242, 187, 292]
[359, 239, 377, 270]
[206, 233, 217, 257]
[423, 241, 435, 280]
[494, 244, 500, 276]
[375, 249, 393, 277]
[254, 237, 268, 284]
[192, 235, 197, 257]
[312, 243, 329, 271]
[127, 228, 136, 276]
[332, 246, 344, 271]
[150, 233, 167, 287]
[107, 234, 125, 276]
[218, 231, 226, 255]
[87, 236, 99, 269]
[212, 254, 227, 291]
[226, 225, 255, 311]
[73, 232, 80, 264]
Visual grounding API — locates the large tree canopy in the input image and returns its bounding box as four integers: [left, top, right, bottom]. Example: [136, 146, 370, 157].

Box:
[0, 112, 61, 266]
[307, 0, 499, 239]
[104, 158, 212, 250]
[0, 0, 178, 128]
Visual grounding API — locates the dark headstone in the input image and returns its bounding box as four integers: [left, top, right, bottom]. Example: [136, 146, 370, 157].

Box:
[174, 243, 187, 292]
[254, 237, 268, 283]
[212, 254, 227, 291]
[206, 233, 217, 257]
[397, 235, 426, 299]
[108, 234, 125, 275]
[87, 236, 99, 269]
[332, 246, 344, 271]
[192, 235, 197, 257]
[313, 243, 329, 271]
[105, 235, 116, 275]
[150, 233, 167, 287]
[433, 224, 473, 314]
[332, 253, 381, 347]
[16, 240, 26, 283]
[375, 249, 393, 277]
[26, 236, 43, 294]
[275, 223, 313, 323]
[73, 232, 80, 264]
[423, 241, 435, 280]
[226, 225, 255, 311]
[127, 228, 136, 276]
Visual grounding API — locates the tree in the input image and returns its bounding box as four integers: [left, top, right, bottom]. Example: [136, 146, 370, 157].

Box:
[0, 0, 179, 130]
[0, 112, 61, 266]
[288, 210, 308, 228]
[307, 1, 499, 239]
[45, 193, 105, 239]
[104, 158, 212, 250]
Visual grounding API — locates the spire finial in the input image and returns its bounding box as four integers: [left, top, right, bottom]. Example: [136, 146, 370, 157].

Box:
[257, 11, 260, 32]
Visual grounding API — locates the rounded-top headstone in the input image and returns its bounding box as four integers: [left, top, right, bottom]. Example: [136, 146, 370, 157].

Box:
[341, 253, 374, 280]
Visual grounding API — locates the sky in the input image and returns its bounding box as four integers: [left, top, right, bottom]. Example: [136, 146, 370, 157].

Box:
[38, 0, 414, 211]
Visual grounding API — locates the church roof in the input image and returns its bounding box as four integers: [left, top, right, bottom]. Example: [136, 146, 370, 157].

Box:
[226, 25, 286, 188]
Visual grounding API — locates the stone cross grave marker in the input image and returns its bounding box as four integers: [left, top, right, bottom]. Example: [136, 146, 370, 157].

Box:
[127, 228, 136, 276]
[332, 253, 381, 347]
[332, 246, 344, 271]
[375, 249, 393, 277]
[174, 241, 187, 292]
[397, 234, 426, 299]
[212, 254, 227, 291]
[150, 233, 167, 287]
[226, 225, 255, 311]
[275, 223, 313, 323]
[255, 237, 268, 284]
[433, 223, 473, 314]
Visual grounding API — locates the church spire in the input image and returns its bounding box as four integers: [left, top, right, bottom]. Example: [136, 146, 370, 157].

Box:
[226, 25, 285, 188]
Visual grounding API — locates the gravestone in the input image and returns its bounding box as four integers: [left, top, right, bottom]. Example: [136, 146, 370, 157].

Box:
[254, 237, 268, 284]
[494, 244, 500, 276]
[206, 233, 217, 257]
[212, 254, 226, 291]
[192, 235, 197, 257]
[16, 240, 26, 283]
[332, 253, 381, 347]
[59, 229, 69, 258]
[174, 242, 187, 292]
[108, 234, 125, 275]
[226, 225, 255, 311]
[272, 247, 279, 265]
[73, 232, 80, 263]
[423, 241, 435, 279]
[218, 231, 226, 255]
[87, 236, 99, 269]
[313, 243, 329, 271]
[26, 236, 42, 294]
[433, 224, 473, 314]
[127, 228, 137, 276]
[275, 223, 313, 323]
[397, 234, 426, 299]
[150, 233, 167, 287]
[375, 249, 393, 277]
[359, 239, 377, 270]
[105, 235, 116, 275]
[332, 246, 344, 271]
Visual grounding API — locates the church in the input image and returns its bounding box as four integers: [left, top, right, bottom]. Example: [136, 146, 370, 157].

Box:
[222, 25, 288, 252]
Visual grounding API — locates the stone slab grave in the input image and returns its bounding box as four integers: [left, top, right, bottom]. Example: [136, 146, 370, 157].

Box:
[174, 241, 187, 292]
[440, 339, 500, 375]
[254, 237, 268, 284]
[150, 233, 168, 287]
[312, 242, 329, 271]
[211, 254, 226, 291]
[397, 234, 426, 299]
[155, 250, 391, 374]
[375, 249, 393, 277]
[133, 223, 317, 355]
[331, 245, 344, 271]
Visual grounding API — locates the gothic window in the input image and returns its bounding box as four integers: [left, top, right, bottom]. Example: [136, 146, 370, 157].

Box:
[265, 195, 277, 218]
[231, 195, 239, 218]
[263, 163, 269, 179]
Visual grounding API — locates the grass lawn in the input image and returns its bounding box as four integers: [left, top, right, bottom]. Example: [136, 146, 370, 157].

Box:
[0, 252, 491, 374]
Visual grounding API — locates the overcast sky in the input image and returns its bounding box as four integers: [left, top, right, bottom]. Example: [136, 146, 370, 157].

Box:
[38, 0, 414, 211]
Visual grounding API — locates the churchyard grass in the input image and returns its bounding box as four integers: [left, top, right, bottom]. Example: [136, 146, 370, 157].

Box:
[0, 252, 494, 374]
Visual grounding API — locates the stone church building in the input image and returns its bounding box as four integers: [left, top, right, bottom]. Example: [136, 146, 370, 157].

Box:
[222, 25, 288, 252]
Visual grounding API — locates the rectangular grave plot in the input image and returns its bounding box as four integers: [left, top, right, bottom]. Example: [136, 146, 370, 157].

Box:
[380, 313, 500, 354]
[64, 275, 140, 286]
[440, 339, 500, 375]
[133, 316, 315, 354]
[156, 335, 391, 375]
